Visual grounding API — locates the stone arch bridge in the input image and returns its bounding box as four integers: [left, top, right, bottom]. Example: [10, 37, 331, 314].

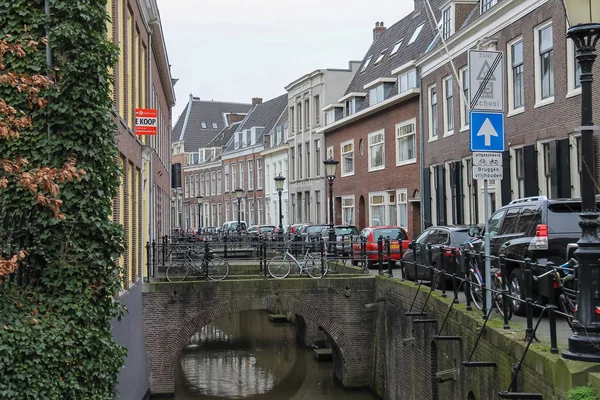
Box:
[142, 276, 376, 395]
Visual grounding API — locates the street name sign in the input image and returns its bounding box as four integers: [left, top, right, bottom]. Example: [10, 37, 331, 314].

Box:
[468, 50, 504, 111]
[473, 165, 503, 180]
[135, 108, 157, 135]
[470, 111, 505, 152]
[472, 152, 503, 166]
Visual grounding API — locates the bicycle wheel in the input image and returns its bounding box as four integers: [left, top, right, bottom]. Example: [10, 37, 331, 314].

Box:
[268, 256, 292, 279]
[207, 257, 229, 281]
[468, 269, 483, 310]
[166, 260, 189, 282]
[559, 294, 575, 328]
[492, 278, 512, 320]
[306, 254, 326, 278]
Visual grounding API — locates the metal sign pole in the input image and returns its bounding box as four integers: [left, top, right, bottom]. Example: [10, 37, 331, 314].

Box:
[483, 180, 492, 310]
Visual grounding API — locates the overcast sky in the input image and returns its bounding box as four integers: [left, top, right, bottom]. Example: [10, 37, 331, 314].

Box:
[156, 0, 414, 123]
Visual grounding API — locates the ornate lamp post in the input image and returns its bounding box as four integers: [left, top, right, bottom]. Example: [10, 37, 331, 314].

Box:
[562, 0, 600, 361]
[274, 175, 286, 240]
[323, 158, 339, 253]
[235, 188, 245, 232]
[196, 194, 203, 233]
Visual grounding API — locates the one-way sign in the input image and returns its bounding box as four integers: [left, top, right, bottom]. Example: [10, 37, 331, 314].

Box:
[469, 50, 504, 111]
[470, 111, 505, 152]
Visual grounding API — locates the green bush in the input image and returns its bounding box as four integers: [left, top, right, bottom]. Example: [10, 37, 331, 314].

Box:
[569, 385, 600, 400]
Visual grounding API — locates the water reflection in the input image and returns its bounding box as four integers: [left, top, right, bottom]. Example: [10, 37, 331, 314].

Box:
[167, 310, 376, 400]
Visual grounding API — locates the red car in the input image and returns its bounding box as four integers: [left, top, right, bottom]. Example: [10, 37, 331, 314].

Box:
[352, 226, 410, 267]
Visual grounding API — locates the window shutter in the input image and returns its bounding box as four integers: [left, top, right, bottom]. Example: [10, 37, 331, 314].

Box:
[501, 150, 511, 205]
[556, 139, 571, 198]
[523, 145, 539, 197]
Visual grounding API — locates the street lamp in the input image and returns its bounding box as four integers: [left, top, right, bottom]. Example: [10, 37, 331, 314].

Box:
[274, 175, 286, 239]
[562, 0, 600, 362]
[235, 188, 245, 232]
[323, 158, 339, 254]
[196, 194, 203, 233]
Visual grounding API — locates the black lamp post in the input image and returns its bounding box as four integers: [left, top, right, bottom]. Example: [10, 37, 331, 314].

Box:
[235, 188, 245, 232]
[323, 158, 339, 254]
[562, 0, 600, 362]
[274, 175, 286, 240]
[196, 194, 203, 233]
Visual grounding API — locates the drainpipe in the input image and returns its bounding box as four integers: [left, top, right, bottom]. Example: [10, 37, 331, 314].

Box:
[418, 66, 425, 233]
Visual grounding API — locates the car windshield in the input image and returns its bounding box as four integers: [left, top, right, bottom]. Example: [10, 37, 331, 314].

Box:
[260, 226, 275, 232]
[372, 228, 406, 241]
[336, 227, 359, 235]
[306, 225, 328, 234]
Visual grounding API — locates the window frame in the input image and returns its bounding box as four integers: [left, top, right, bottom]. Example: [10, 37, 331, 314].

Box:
[341, 139, 355, 177]
[566, 38, 582, 97]
[428, 84, 438, 141]
[341, 195, 355, 226]
[534, 21, 555, 107]
[481, 0, 497, 13]
[459, 66, 470, 131]
[247, 160, 254, 191]
[368, 129, 385, 172]
[395, 119, 417, 166]
[443, 76, 454, 136]
[507, 36, 525, 115]
[398, 68, 418, 94]
[441, 5, 453, 40]
[256, 158, 263, 189]
[369, 84, 385, 106]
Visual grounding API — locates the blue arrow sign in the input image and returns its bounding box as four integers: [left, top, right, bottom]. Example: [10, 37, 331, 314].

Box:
[470, 111, 505, 152]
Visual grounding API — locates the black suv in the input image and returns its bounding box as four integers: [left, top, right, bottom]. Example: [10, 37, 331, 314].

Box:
[471, 195, 593, 316]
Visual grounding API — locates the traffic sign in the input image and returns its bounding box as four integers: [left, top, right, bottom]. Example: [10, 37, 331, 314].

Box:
[470, 111, 504, 152]
[135, 108, 157, 135]
[473, 165, 503, 180]
[473, 152, 503, 166]
[468, 50, 504, 111]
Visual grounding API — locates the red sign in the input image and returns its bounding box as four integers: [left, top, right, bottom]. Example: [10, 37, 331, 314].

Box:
[135, 108, 157, 135]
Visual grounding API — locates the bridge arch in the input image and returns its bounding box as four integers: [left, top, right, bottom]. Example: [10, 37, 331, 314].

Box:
[157, 296, 361, 393]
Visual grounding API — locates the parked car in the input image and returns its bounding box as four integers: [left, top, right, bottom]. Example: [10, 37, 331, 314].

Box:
[222, 220, 247, 233]
[470, 195, 599, 316]
[320, 225, 360, 255]
[402, 225, 472, 282]
[352, 226, 410, 268]
[247, 225, 276, 241]
[300, 224, 329, 249]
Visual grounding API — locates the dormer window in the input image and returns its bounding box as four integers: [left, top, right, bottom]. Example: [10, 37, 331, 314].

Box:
[408, 23, 424, 45]
[364, 78, 395, 107]
[339, 93, 367, 117]
[441, 6, 452, 40]
[399, 69, 418, 93]
[390, 40, 403, 56]
[361, 56, 373, 73]
[246, 129, 251, 146]
[201, 121, 207, 129]
[481, 0, 496, 13]
[323, 104, 344, 125]
[374, 49, 387, 65]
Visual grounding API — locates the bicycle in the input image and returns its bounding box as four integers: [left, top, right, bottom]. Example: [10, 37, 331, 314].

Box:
[166, 245, 229, 282]
[268, 242, 327, 279]
[535, 258, 577, 327]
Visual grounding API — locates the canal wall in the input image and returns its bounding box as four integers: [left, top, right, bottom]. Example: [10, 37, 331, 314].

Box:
[371, 276, 600, 400]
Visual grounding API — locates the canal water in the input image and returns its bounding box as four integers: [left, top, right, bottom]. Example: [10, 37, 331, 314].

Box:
[160, 310, 377, 400]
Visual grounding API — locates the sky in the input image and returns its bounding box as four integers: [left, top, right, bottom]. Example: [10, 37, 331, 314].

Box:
[156, 0, 415, 124]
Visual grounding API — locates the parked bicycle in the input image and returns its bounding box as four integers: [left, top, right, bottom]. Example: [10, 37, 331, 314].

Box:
[535, 258, 577, 327]
[166, 245, 229, 282]
[268, 242, 327, 279]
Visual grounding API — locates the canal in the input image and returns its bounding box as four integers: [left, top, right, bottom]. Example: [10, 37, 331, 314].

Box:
[156, 310, 377, 400]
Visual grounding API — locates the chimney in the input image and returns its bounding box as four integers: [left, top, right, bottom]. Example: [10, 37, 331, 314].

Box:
[226, 112, 245, 126]
[252, 97, 263, 106]
[373, 21, 386, 42]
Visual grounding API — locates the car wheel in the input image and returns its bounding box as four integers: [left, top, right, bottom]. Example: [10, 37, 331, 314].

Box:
[509, 268, 526, 316]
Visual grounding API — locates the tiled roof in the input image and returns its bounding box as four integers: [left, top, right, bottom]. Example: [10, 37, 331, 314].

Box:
[171, 96, 252, 152]
[206, 121, 241, 148]
[222, 94, 288, 153]
[343, 0, 446, 112]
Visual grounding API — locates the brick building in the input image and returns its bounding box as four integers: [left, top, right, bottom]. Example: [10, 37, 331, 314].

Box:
[418, 0, 600, 229]
[317, 1, 444, 237]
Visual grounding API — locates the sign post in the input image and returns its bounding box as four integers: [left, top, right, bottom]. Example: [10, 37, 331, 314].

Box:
[469, 49, 505, 315]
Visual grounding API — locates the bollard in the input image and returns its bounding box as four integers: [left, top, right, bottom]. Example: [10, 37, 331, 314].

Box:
[440, 246, 447, 297]
[386, 237, 393, 278]
[377, 236, 384, 275]
[499, 255, 510, 329]
[546, 261, 558, 354]
[524, 258, 534, 342]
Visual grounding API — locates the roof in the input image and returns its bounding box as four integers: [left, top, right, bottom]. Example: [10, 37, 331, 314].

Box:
[171, 96, 252, 152]
[206, 121, 241, 148]
[342, 0, 446, 112]
[222, 94, 288, 153]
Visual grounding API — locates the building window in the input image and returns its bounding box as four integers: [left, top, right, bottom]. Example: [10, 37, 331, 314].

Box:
[257, 158, 263, 189]
[345, 98, 360, 116]
[211, 171, 216, 195]
[408, 23, 424, 45]
[481, 0, 496, 12]
[398, 69, 417, 94]
[325, 109, 336, 125]
[341, 140, 354, 176]
[361, 56, 373, 73]
[508, 38, 524, 111]
[224, 164, 230, 192]
[258, 200, 263, 225]
[396, 119, 416, 165]
[443, 76, 454, 134]
[429, 85, 438, 140]
[327, 145, 334, 159]
[535, 22, 554, 103]
[442, 6, 452, 40]
[374, 48, 387, 65]
[195, 174, 200, 195]
[212, 122, 218, 129]
[201, 121, 207, 129]
[217, 171, 222, 194]
[185, 176, 189, 197]
[460, 67, 469, 129]
[248, 160, 254, 190]
[306, 142, 311, 178]
[217, 203, 222, 226]
[190, 174, 195, 197]
[199, 173, 204, 196]
[342, 196, 355, 225]
[369, 85, 385, 106]
[249, 200, 254, 225]
[368, 130, 385, 172]
[298, 144, 302, 180]
[239, 162, 244, 190]
[290, 106, 295, 134]
[304, 98, 310, 129]
[225, 202, 230, 221]
[567, 40, 582, 94]
[205, 172, 210, 195]
[231, 163, 236, 189]
[391, 40, 403, 56]
[297, 103, 303, 131]
[290, 148, 295, 180]
[314, 95, 320, 125]
[397, 189, 408, 228]
[542, 142, 552, 197]
[514, 148, 525, 199]
[315, 140, 321, 176]
[369, 194, 386, 226]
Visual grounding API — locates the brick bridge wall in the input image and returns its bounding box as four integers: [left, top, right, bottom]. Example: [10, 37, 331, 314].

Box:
[372, 276, 600, 400]
[142, 276, 376, 394]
